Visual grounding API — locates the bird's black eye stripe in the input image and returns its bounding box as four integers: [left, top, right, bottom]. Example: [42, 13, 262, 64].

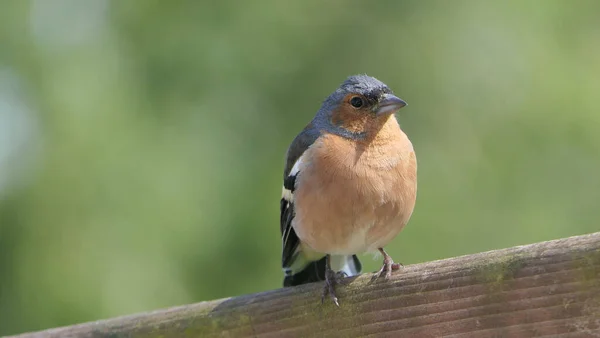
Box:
[350, 96, 363, 108]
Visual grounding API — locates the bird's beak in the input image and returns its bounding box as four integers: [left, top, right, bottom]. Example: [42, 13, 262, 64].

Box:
[375, 93, 407, 115]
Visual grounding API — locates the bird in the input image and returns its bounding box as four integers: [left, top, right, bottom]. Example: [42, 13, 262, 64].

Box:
[280, 74, 417, 306]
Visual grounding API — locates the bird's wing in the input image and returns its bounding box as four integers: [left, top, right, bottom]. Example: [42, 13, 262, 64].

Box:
[280, 123, 320, 273]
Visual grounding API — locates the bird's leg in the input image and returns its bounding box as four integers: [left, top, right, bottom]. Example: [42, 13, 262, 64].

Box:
[373, 248, 403, 281]
[321, 254, 341, 306]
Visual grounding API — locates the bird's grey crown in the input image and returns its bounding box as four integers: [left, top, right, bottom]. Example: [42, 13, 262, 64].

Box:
[339, 74, 391, 95]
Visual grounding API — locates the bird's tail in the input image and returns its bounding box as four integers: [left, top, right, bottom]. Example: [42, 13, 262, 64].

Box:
[283, 254, 362, 287]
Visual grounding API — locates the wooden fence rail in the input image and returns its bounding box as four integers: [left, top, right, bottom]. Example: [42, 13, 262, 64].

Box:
[8, 232, 600, 337]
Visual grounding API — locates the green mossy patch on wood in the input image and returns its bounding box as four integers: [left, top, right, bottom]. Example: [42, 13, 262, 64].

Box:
[474, 253, 526, 295]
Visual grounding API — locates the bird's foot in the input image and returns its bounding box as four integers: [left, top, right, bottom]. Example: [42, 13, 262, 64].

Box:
[372, 248, 403, 282]
[321, 269, 347, 306]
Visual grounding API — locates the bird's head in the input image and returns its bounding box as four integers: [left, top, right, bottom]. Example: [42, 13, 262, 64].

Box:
[316, 75, 407, 138]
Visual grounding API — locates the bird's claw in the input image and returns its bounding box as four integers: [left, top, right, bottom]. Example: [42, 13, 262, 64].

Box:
[321, 268, 345, 306]
[372, 250, 403, 282]
[336, 271, 350, 284]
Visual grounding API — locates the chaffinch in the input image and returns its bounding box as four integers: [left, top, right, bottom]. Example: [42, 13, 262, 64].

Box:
[280, 74, 417, 305]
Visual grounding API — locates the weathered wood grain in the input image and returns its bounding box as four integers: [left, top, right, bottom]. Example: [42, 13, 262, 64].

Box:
[8, 232, 600, 338]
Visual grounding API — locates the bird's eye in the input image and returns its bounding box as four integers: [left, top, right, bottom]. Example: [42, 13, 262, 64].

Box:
[350, 96, 363, 108]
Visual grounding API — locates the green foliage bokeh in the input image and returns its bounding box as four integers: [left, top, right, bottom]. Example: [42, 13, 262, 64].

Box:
[1, 0, 599, 335]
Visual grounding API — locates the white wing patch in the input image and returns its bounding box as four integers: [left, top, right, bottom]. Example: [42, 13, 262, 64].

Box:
[289, 156, 303, 176]
[281, 186, 294, 202]
[281, 155, 304, 203]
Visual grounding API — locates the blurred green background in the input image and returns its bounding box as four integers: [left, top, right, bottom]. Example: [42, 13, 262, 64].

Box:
[1, 0, 599, 335]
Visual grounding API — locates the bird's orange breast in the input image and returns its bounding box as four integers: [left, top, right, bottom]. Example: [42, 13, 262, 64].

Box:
[293, 117, 417, 255]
